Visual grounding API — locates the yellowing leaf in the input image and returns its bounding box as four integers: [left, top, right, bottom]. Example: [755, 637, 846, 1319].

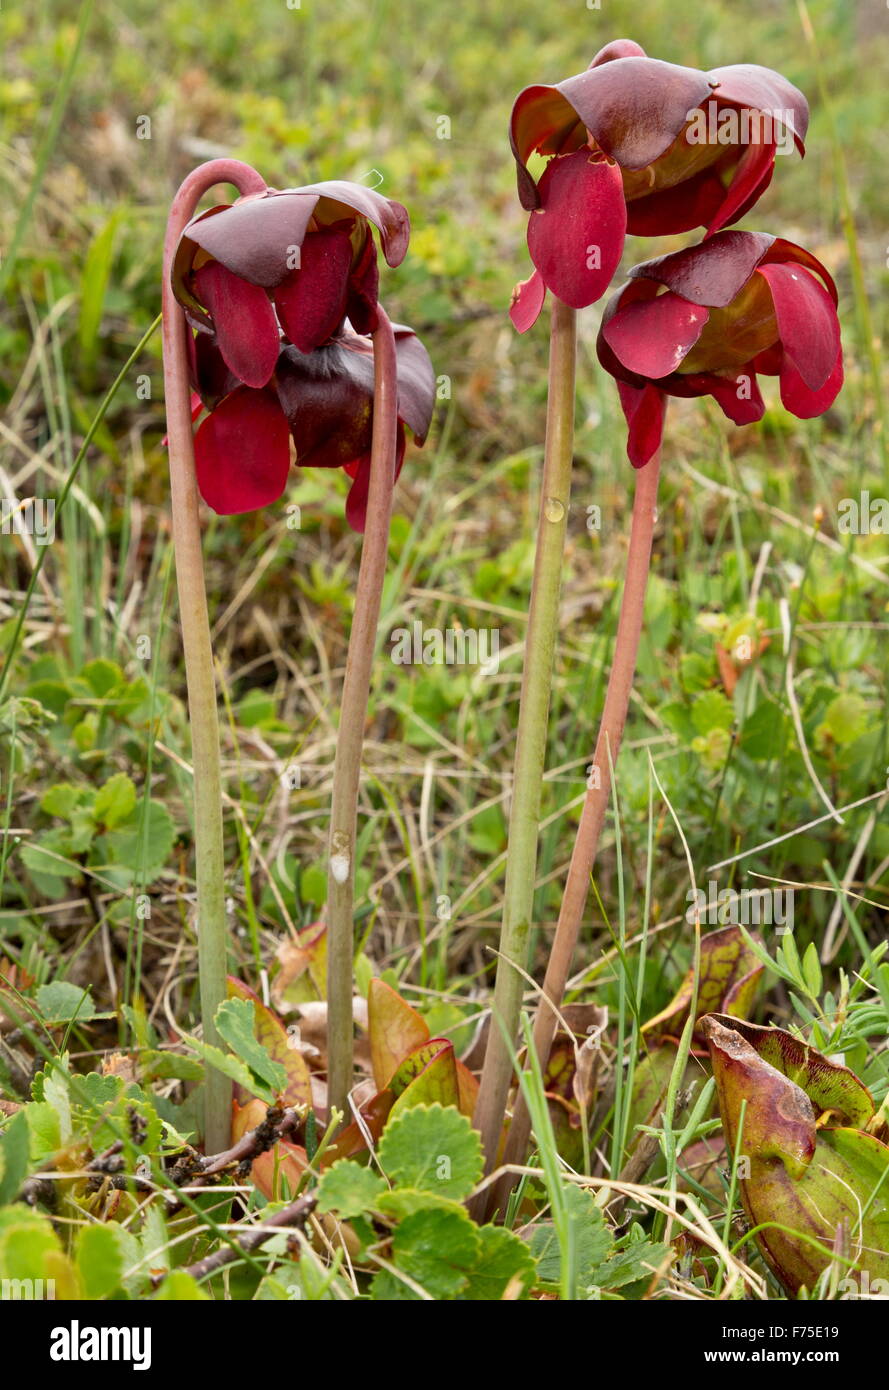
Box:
[368, 978, 429, 1089]
[389, 1040, 460, 1115]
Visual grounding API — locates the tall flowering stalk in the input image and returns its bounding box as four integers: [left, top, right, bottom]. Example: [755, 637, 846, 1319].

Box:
[477, 39, 831, 1191]
[162, 158, 267, 1153]
[494, 233, 843, 1200]
[163, 162, 433, 1148]
[472, 295, 579, 1178]
[491, 448, 661, 1212]
[325, 307, 398, 1124]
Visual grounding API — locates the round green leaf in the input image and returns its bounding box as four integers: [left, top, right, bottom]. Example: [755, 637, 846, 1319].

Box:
[377, 1103, 482, 1200]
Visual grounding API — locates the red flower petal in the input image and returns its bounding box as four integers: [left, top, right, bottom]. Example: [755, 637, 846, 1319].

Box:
[779, 348, 843, 418]
[509, 269, 547, 333]
[299, 182, 410, 267]
[194, 387, 291, 514]
[629, 230, 774, 307]
[526, 150, 626, 308]
[274, 226, 353, 353]
[344, 427, 406, 533]
[626, 166, 730, 237]
[346, 233, 380, 336]
[707, 140, 776, 236]
[758, 263, 840, 391]
[184, 192, 318, 288]
[603, 291, 709, 378]
[617, 381, 665, 467]
[193, 261, 280, 389]
[760, 239, 838, 304]
[707, 371, 765, 424]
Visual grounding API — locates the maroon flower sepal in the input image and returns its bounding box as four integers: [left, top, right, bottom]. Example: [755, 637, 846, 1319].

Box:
[189, 323, 435, 534]
[596, 230, 842, 466]
[509, 39, 808, 331]
[172, 181, 409, 386]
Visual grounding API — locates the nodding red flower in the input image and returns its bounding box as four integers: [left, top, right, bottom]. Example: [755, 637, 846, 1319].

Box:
[170, 179, 434, 532]
[596, 229, 843, 467]
[172, 181, 410, 384]
[187, 322, 435, 533]
[509, 39, 808, 330]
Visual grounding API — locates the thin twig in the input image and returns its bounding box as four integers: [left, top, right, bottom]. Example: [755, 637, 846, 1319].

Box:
[167, 1194, 317, 1287]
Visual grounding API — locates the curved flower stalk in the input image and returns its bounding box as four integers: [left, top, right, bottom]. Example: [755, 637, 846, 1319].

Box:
[163, 158, 268, 1153]
[702, 1015, 889, 1295]
[325, 313, 434, 1124]
[597, 230, 843, 465]
[163, 164, 433, 1148]
[510, 39, 808, 329]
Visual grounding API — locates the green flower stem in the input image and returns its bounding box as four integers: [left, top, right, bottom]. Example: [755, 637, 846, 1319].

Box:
[473, 296, 577, 1182]
[326, 307, 399, 1127]
[489, 448, 662, 1217]
[162, 158, 267, 1154]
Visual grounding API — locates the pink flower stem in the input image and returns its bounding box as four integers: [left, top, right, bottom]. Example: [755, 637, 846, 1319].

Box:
[486, 448, 662, 1219]
[326, 307, 399, 1127]
[162, 159, 267, 1154]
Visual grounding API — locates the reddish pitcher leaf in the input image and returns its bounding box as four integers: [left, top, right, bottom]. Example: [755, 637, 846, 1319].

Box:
[702, 1015, 889, 1294]
[642, 926, 763, 1041]
[368, 978, 430, 1090]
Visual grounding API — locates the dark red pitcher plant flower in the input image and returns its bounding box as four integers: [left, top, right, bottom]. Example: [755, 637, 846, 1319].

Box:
[171, 182, 434, 530]
[509, 39, 808, 329]
[597, 230, 843, 465]
[477, 39, 841, 1222]
[161, 160, 433, 1150]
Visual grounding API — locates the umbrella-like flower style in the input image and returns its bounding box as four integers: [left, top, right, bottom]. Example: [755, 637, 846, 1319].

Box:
[509, 39, 808, 329]
[187, 322, 435, 532]
[597, 229, 843, 466]
[173, 180, 409, 367]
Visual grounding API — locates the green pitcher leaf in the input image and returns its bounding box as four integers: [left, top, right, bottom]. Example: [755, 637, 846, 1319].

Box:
[703, 1014, 889, 1295]
[643, 926, 763, 1039]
